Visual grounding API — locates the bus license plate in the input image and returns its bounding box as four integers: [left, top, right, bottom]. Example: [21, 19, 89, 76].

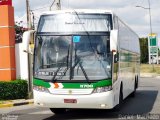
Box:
[64, 99, 77, 103]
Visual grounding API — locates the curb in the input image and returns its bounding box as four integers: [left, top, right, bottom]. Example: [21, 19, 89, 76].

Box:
[140, 75, 160, 78]
[0, 100, 34, 108]
[140, 73, 160, 78]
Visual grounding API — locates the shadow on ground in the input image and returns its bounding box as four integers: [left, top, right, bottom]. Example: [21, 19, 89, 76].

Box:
[44, 90, 158, 120]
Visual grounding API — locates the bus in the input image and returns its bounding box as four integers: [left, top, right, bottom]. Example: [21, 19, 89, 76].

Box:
[33, 9, 140, 114]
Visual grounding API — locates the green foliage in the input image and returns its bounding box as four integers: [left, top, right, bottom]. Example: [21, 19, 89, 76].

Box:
[139, 37, 149, 63]
[0, 80, 28, 100]
[141, 64, 160, 74]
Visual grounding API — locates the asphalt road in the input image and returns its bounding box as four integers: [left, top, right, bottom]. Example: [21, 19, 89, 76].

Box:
[0, 77, 160, 120]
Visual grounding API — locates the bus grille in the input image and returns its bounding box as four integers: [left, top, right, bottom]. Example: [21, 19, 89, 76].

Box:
[48, 89, 93, 95]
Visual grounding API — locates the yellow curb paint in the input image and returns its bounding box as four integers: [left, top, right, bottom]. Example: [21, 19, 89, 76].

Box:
[0, 101, 34, 108]
[29, 101, 34, 104]
[0, 103, 13, 108]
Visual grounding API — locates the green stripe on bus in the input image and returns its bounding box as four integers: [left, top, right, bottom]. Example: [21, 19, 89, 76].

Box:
[33, 78, 112, 89]
[63, 83, 85, 89]
[95, 80, 112, 88]
[33, 78, 51, 88]
[63, 80, 112, 89]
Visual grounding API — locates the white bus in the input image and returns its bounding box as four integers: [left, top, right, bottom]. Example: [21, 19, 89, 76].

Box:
[33, 9, 140, 114]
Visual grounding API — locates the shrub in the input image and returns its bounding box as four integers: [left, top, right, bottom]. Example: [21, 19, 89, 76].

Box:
[0, 80, 28, 100]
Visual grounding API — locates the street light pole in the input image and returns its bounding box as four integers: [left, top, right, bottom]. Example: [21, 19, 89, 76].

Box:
[136, 0, 152, 36]
[147, 0, 158, 66]
[148, 0, 153, 36]
[136, 0, 157, 69]
[147, 0, 154, 65]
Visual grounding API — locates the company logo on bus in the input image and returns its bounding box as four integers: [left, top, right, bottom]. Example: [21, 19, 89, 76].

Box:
[80, 84, 93, 88]
[68, 90, 72, 94]
[0, 0, 12, 6]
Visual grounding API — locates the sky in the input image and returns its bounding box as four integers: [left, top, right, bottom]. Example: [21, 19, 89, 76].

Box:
[13, 0, 160, 42]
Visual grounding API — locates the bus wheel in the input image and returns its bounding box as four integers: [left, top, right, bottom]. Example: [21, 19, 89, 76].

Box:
[119, 84, 123, 105]
[130, 80, 137, 97]
[50, 108, 67, 114]
[113, 83, 123, 111]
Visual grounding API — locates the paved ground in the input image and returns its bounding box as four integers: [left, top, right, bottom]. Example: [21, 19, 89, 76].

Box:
[0, 77, 160, 120]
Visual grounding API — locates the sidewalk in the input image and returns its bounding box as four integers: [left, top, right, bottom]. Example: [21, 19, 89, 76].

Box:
[0, 99, 34, 108]
[140, 73, 160, 78]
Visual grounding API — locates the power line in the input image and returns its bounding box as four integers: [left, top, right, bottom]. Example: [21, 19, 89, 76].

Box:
[30, 0, 61, 12]
[50, 0, 56, 11]
[50, 0, 61, 11]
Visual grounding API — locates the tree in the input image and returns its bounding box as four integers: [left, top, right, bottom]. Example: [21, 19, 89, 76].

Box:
[139, 37, 148, 63]
[15, 23, 28, 43]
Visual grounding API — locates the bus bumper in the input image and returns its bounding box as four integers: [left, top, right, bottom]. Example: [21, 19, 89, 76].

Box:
[34, 90, 115, 109]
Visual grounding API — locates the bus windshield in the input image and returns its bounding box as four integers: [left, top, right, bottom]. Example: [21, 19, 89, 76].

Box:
[34, 13, 112, 81]
[34, 35, 112, 81]
[37, 14, 112, 33]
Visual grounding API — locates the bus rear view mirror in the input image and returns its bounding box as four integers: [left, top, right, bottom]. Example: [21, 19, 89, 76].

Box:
[110, 30, 118, 52]
[22, 30, 36, 52]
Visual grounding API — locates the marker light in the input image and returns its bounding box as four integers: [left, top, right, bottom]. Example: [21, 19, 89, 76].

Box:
[93, 86, 112, 93]
[33, 85, 50, 93]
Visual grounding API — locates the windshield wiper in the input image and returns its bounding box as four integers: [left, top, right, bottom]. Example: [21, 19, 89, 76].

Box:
[51, 46, 70, 82]
[72, 50, 90, 84]
[67, 45, 70, 69]
[51, 65, 62, 83]
[78, 60, 90, 84]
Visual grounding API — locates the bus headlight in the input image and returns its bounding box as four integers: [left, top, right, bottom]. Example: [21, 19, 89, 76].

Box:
[33, 85, 50, 93]
[93, 86, 112, 93]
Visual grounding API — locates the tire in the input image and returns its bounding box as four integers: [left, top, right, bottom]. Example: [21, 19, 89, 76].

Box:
[130, 80, 137, 97]
[50, 108, 67, 114]
[119, 84, 123, 105]
[113, 83, 123, 111]
[136, 76, 139, 89]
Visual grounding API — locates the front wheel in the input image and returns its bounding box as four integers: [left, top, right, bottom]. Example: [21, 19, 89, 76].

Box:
[50, 108, 67, 114]
[130, 80, 137, 97]
[113, 84, 123, 111]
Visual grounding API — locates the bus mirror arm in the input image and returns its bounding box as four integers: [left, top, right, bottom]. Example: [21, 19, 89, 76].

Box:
[111, 50, 118, 63]
[111, 50, 119, 63]
[114, 54, 119, 63]
[113, 53, 119, 63]
[23, 50, 33, 55]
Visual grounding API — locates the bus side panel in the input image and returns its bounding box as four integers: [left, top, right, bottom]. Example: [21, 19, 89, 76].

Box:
[117, 17, 140, 99]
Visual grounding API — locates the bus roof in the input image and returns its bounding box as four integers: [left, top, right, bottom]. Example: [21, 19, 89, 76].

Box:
[41, 9, 113, 15]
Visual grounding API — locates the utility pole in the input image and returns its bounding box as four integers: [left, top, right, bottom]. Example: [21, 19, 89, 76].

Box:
[26, 0, 32, 29]
[26, 0, 33, 98]
[50, 0, 61, 11]
[31, 11, 35, 30]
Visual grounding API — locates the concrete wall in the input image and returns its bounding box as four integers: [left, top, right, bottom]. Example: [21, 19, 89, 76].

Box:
[15, 30, 35, 80]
